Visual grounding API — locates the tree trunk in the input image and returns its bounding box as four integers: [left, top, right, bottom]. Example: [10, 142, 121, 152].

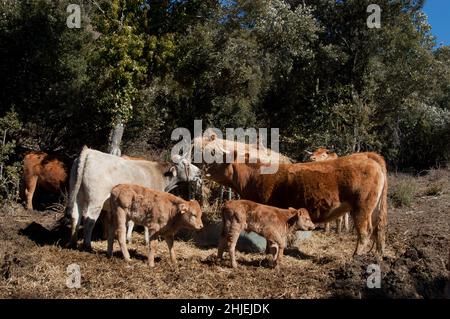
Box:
[109, 122, 124, 156]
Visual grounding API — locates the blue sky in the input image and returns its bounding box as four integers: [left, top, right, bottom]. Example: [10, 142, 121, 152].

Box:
[423, 0, 450, 46]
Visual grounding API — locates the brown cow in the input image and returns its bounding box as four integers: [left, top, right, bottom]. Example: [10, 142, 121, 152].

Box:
[204, 151, 388, 256]
[107, 184, 203, 267]
[23, 152, 70, 210]
[23, 152, 141, 211]
[307, 148, 349, 233]
[218, 200, 315, 268]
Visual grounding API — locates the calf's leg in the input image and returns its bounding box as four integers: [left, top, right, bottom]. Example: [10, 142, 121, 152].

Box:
[126, 220, 134, 244]
[148, 239, 158, 267]
[218, 219, 232, 260]
[116, 211, 130, 261]
[227, 222, 243, 268]
[107, 221, 116, 258]
[144, 227, 149, 245]
[165, 235, 177, 264]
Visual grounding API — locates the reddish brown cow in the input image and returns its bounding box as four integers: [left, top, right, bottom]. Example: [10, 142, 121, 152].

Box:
[218, 199, 315, 268]
[204, 151, 388, 256]
[307, 148, 348, 233]
[107, 184, 203, 267]
[22, 151, 141, 211]
[23, 152, 70, 210]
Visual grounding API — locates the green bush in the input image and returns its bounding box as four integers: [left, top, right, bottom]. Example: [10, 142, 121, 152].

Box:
[389, 179, 418, 208]
[0, 110, 22, 204]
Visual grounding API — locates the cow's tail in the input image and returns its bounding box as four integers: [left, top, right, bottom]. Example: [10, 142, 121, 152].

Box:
[372, 165, 388, 256]
[66, 145, 89, 217]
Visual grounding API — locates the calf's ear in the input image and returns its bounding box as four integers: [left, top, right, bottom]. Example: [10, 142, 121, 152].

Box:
[287, 214, 299, 227]
[178, 203, 188, 214]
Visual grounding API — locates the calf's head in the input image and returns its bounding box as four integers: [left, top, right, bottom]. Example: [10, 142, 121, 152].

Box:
[287, 208, 315, 231]
[308, 148, 337, 162]
[177, 200, 203, 230]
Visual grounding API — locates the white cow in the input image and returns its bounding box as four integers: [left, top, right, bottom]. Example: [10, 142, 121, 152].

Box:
[66, 146, 201, 250]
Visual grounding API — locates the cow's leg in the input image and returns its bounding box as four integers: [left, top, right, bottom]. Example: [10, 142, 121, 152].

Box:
[25, 175, 38, 210]
[165, 234, 177, 264]
[144, 227, 149, 245]
[68, 195, 84, 248]
[83, 204, 103, 251]
[126, 220, 134, 244]
[353, 209, 373, 256]
[324, 223, 330, 232]
[107, 218, 116, 258]
[336, 216, 343, 234]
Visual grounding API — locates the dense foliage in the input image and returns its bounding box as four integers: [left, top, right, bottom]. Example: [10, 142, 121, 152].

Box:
[1, 0, 449, 171]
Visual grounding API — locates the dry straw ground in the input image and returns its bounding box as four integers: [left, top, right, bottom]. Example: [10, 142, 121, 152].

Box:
[0, 170, 449, 299]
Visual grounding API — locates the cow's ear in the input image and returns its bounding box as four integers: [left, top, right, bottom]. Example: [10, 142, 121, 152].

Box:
[164, 166, 177, 177]
[178, 203, 188, 214]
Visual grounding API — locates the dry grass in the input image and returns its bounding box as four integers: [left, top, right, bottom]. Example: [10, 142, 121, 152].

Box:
[1, 169, 449, 299]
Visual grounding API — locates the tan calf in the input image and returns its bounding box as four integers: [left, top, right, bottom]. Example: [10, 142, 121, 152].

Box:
[218, 200, 315, 268]
[107, 184, 203, 267]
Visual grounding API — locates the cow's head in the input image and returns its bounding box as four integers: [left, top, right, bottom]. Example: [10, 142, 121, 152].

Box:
[307, 148, 337, 162]
[177, 200, 203, 230]
[164, 153, 202, 192]
[287, 208, 316, 231]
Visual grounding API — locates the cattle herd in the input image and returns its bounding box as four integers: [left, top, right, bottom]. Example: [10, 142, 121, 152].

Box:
[21, 135, 450, 293]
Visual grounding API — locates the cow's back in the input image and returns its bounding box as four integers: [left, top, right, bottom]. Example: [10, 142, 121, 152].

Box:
[245, 157, 385, 220]
[24, 151, 69, 192]
[81, 149, 167, 200]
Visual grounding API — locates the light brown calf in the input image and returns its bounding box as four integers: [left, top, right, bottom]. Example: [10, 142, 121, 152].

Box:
[218, 199, 315, 268]
[107, 184, 203, 267]
[308, 147, 338, 162]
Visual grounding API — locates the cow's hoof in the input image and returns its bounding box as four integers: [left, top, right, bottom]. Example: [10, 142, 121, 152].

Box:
[65, 241, 77, 249]
[81, 245, 94, 253]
